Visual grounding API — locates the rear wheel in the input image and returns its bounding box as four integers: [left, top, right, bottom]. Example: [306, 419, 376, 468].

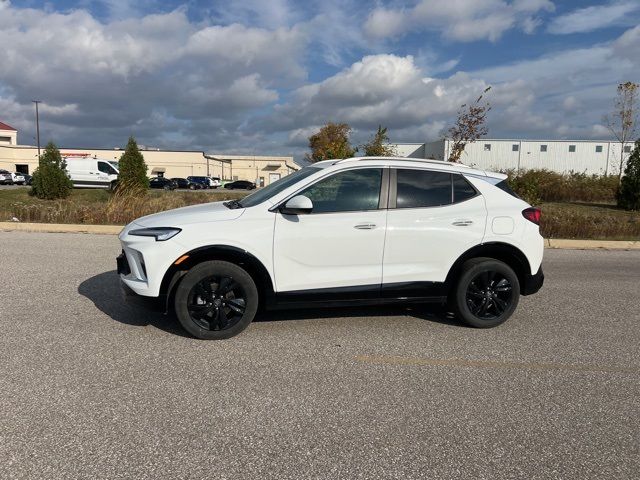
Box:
[174, 261, 258, 339]
[452, 258, 520, 328]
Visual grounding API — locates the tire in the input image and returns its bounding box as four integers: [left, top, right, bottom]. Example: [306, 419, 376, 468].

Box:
[174, 261, 259, 340]
[452, 258, 520, 328]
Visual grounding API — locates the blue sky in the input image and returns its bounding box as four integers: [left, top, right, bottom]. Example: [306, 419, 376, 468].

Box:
[2, 0, 639, 158]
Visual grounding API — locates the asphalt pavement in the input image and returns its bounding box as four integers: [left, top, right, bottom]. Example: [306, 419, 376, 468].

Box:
[0, 231, 638, 479]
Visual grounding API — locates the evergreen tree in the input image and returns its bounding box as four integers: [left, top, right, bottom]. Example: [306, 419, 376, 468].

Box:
[30, 142, 73, 200]
[360, 125, 397, 157]
[617, 140, 640, 211]
[117, 136, 149, 194]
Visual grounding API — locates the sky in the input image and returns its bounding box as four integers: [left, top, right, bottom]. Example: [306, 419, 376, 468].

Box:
[1, 0, 639, 160]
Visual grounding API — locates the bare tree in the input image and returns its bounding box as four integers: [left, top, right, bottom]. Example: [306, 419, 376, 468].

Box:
[604, 81, 639, 181]
[447, 86, 491, 163]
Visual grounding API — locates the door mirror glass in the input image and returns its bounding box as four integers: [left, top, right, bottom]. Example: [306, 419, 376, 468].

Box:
[281, 195, 313, 215]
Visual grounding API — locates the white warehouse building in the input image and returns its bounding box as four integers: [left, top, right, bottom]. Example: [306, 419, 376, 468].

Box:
[393, 139, 635, 175]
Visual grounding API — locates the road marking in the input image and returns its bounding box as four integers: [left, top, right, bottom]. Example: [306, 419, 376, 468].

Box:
[354, 355, 639, 375]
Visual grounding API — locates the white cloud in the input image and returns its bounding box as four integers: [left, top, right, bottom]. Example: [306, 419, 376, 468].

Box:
[364, 0, 555, 42]
[547, 1, 640, 35]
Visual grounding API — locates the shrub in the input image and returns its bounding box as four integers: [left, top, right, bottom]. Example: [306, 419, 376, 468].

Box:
[117, 136, 149, 195]
[506, 169, 618, 204]
[30, 142, 73, 200]
[617, 140, 640, 211]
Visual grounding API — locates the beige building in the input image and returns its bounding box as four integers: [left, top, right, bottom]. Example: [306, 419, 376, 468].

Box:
[0, 123, 299, 186]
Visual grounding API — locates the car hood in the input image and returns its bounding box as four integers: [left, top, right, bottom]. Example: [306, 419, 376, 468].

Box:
[132, 201, 244, 227]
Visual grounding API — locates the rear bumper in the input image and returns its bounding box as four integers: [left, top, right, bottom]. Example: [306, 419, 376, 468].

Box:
[521, 267, 544, 296]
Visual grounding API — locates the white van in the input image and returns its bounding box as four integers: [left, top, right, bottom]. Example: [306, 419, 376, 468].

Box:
[65, 158, 119, 189]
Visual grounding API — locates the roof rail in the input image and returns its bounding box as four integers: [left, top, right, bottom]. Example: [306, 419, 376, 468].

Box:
[332, 156, 473, 168]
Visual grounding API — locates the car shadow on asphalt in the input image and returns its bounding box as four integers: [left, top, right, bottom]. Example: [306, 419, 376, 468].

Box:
[78, 270, 463, 338]
[78, 270, 191, 338]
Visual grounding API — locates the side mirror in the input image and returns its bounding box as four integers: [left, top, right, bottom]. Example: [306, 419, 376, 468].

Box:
[280, 195, 313, 215]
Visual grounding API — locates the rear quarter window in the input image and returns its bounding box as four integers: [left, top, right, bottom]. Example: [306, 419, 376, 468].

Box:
[495, 180, 521, 199]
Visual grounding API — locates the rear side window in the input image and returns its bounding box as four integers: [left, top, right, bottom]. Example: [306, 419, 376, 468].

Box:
[495, 180, 521, 199]
[396, 170, 478, 208]
[397, 170, 452, 208]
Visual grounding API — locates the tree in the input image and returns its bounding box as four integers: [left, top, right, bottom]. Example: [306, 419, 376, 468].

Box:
[604, 81, 639, 182]
[617, 140, 640, 211]
[360, 125, 397, 157]
[447, 86, 491, 163]
[117, 136, 149, 194]
[30, 141, 73, 200]
[306, 122, 356, 163]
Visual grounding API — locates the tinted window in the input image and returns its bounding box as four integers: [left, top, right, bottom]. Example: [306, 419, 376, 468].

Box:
[396, 170, 452, 208]
[300, 168, 382, 213]
[495, 180, 520, 199]
[98, 162, 116, 174]
[453, 175, 477, 203]
[240, 167, 320, 208]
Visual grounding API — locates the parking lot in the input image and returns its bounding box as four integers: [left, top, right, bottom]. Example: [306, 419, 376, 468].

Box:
[1, 231, 638, 479]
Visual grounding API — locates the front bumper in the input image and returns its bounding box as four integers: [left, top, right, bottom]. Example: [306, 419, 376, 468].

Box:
[521, 267, 544, 296]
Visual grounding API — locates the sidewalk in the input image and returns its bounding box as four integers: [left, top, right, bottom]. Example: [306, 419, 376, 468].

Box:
[1, 221, 639, 250]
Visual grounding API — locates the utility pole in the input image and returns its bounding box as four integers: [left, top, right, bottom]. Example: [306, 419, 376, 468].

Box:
[32, 100, 41, 157]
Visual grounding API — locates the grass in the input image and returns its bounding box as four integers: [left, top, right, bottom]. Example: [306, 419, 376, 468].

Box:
[540, 202, 640, 240]
[0, 187, 247, 225]
[1, 187, 639, 240]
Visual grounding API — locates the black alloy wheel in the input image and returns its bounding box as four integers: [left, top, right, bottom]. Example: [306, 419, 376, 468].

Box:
[465, 270, 514, 320]
[187, 276, 247, 331]
[174, 260, 259, 339]
[452, 258, 520, 328]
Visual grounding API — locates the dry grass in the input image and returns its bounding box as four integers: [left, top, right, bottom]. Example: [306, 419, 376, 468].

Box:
[0, 188, 246, 225]
[541, 202, 640, 240]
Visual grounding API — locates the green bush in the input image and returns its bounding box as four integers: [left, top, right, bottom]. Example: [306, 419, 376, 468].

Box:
[617, 140, 640, 211]
[30, 142, 73, 200]
[506, 169, 618, 205]
[117, 136, 149, 195]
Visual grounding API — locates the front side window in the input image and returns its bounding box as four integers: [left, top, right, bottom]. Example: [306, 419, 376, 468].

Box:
[98, 162, 117, 175]
[240, 166, 321, 208]
[396, 169, 452, 208]
[299, 168, 382, 214]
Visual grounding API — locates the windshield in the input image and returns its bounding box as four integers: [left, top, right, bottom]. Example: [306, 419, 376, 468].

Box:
[239, 167, 321, 208]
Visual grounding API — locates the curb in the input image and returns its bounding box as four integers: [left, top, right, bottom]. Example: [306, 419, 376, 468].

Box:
[546, 239, 640, 250]
[0, 222, 122, 235]
[1, 222, 639, 250]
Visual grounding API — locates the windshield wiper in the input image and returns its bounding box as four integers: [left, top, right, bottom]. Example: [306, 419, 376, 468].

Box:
[223, 199, 243, 209]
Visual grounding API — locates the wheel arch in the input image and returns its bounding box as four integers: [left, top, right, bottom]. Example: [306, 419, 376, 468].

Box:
[159, 245, 275, 311]
[444, 242, 532, 295]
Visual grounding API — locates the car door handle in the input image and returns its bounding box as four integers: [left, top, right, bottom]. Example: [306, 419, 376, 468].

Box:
[354, 223, 376, 230]
[452, 219, 474, 226]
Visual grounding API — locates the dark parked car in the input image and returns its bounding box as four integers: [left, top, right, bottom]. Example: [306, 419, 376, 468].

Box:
[224, 180, 256, 190]
[187, 176, 212, 189]
[171, 178, 201, 190]
[0, 169, 13, 185]
[149, 177, 177, 190]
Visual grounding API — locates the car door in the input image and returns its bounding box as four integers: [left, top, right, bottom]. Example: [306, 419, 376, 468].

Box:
[273, 167, 388, 292]
[383, 168, 487, 287]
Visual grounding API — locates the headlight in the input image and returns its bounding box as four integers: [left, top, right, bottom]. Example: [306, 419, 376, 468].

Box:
[129, 227, 181, 241]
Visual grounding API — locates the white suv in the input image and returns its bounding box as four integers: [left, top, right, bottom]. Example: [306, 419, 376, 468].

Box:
[118, 157, 544, 339]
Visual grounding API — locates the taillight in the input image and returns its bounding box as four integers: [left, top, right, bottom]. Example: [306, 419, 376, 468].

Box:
[522, 207, 541, 225]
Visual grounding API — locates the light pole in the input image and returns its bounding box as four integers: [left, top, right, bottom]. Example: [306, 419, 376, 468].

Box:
[32, 100, 41, 157]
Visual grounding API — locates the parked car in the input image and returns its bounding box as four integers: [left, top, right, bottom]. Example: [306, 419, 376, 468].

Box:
[224, 180, 256, 190]
[149, 177, 177, 190]
[18, 173, 33, 185]
[118, 157, 544, 340]
[187, 176, 213, 189]
[11, 173, 26, 185]
[209, 177, 221, 188]
[0, 169, 14, 185]
[171, 178, 202, 190]
[65, 158, 119, 189]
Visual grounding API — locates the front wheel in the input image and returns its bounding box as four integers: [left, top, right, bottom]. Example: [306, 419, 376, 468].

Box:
[452, 258, 520, 328]
[174, 261, 259, 339]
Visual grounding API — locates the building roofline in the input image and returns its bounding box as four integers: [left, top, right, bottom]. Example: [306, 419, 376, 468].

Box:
[0, 121, 17, 131]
